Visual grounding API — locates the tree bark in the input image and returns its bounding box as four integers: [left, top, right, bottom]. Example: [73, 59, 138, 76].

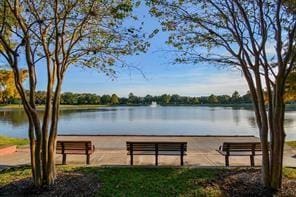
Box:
[270, 82, 286, 189]
[46, 81, 62, 184]
[28, 118, 36, 183]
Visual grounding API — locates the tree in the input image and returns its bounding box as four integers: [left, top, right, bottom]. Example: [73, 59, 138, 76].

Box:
[285, 69, 296, 102]
[217, 95, 231, 104]
[208, 94, 218, 104]
[35, 91, 47, 105]
[110, 94, 119, 105]
[161, 94, 171, 104]
[0, 69, 27, 104]
[170, 94, 181, 104]
[128, 92, 138, 104]
[192, 97, 200, 104]
[143, 94, 153, 104]
[61, 92, 77, 105]
[119, 97, 128, 105]
[231, 91, 241, 104]
[101, 95, 111, 105]
[149, 0, 296, 190]
[0, 0, 147, 186]
[241, 91, 253, 103]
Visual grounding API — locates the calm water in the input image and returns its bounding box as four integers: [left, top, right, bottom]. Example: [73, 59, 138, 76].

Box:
[0, 106, 296, 140]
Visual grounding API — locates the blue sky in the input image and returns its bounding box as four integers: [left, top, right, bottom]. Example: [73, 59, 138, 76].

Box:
[60, 4, 249, 97]
[21, 4, 249, 97]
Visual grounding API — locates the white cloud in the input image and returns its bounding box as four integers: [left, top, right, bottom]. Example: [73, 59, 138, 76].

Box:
[92, 71, 249, 97]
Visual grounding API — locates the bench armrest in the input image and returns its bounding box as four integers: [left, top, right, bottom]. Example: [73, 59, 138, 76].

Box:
[216, 149, 226, 155]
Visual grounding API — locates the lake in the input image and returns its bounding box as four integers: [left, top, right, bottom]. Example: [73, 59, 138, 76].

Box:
[0, 106, 296, 140]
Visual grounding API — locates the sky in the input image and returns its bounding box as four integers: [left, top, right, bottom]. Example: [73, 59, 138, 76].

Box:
[15, 3, 249, 97]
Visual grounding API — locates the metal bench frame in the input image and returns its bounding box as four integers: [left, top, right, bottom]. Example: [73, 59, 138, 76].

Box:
[126, 141, 187, 166]
[56, 141, 95, 165]
[217, 142, 262, 166]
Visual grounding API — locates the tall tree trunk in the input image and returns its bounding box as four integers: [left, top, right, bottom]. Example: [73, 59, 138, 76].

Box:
[46, 82, 62, 184]
[33, 117, 43, 186]
[254, 69, 271, 187]
[270, 84, 286, 189]
[28, 118, 36, 183]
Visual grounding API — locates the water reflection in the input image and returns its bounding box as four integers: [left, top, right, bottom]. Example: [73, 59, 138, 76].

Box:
[247, 116, 257, 128]
[232, 109, 240, 125]
[0, 110, 28, 126]
[0, 106, 295, 140]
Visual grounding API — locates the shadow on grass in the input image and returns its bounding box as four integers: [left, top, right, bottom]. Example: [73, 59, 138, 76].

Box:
[1, 166, 296, 196]
[0, 166, 99, 197]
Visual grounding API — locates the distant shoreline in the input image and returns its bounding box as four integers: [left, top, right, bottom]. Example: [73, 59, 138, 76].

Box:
[0, 103, 295, 110]
[0, 104, 109, 110]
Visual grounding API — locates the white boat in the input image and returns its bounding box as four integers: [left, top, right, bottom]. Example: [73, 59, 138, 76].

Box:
[150, 101, 158, 107]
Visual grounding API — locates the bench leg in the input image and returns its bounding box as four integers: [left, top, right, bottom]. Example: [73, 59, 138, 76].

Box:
[86, 154, 90, 165]
[180, 155, 184, 166]
[155, 154, 158, 166]
[130, 153, 133, 165]
[225, 155, 229, 167]
[250, 155, 255, 167]
[62, 154, 67, 165]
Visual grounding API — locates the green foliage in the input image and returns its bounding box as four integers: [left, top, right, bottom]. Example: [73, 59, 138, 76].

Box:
[0, 1, 18, 52]
[208, 94, 218, 104]
[128, 92, 139, 104]
[111, 1, 133, 19]
[0, 135, 29, 147]
[60, 92, 100, 105]
[101, 95, 111, 105]
[1, 0, 150, 78]
[0, 69, 27, 104]
[0, 89, 260, 106]
[110, 94, 119, 105]
[161, 94, 171, 104]
[147, 0, 295, 72]
[285, 70, 296, 102]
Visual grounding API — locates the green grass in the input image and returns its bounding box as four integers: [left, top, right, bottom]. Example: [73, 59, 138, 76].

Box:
[286, 141, 296, 149]
[0, 135, 29, 148]
[0, 166, 222, 196]
[283, 167, 296, 179]
[88, 167, 222, 197]
[0, 166, 31, 186]
[1, 166, 296, 196]
[0, 104, 109, 110]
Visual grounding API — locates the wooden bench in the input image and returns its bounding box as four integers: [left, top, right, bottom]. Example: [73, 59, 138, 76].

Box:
[217, 142, 262, 167]
[126, 141, 187, 166]
[56, 141, 95, 165]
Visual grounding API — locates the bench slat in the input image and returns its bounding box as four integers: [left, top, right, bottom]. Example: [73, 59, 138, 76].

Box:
[217, 141, 266, 167]
[126, 141, 187, 166]
[56, 141, 94, 154]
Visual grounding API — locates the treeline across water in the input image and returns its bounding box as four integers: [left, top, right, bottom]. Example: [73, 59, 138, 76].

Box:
[30, 90, 254, 105]
[2, 90, 296, 106]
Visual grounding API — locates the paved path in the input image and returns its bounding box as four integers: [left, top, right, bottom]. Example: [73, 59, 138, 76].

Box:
[1, 135, 296, 169]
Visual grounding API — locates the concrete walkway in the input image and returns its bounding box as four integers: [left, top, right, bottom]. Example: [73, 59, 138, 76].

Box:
[1, 135, 296, 169]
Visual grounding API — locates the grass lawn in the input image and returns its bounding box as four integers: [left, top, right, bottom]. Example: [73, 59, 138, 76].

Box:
[1, 166, 296, 196]
[0, 135, 28, 148]
[286, 141, 296, 149]
[0, 104, 109, 110]
[0, 166, 222, 196]
[283, 167, 296, 179]
[89, 167, 222, 196]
